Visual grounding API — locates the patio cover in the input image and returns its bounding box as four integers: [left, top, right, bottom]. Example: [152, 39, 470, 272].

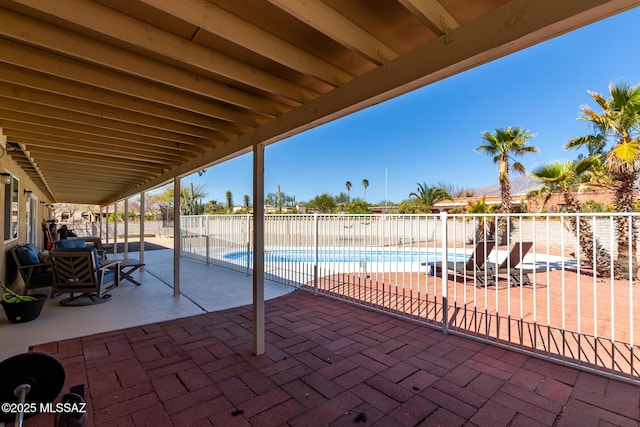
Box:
[1, 0, 638, 205]
[1, 0, 639, 354]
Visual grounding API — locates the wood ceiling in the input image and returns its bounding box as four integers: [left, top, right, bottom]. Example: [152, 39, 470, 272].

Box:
[0, 0, 637, 205]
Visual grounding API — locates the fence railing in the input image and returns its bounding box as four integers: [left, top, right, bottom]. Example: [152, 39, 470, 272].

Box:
[180, 212, 640, 384]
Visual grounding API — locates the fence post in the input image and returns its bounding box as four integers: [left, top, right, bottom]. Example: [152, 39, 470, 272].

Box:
[314, 213, 319, 294]
[440, 211, 449, 335]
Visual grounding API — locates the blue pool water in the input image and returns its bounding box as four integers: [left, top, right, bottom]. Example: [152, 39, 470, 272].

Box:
[224, 249, 466, 263]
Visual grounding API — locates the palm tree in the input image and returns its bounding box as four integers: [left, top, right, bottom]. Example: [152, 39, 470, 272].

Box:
[531, 159, 612, 276]
[277, 185, 282, 212]
[566, 81, 640, 279]
[345, 181, 352, 204]
[466, 196, 496, 241]
[476, 126, 537, 243]
[409, 183, 453, 212]
[243, 194, 250, 209]
[225, 190, 233, 213]
[362, 179, 369, 203]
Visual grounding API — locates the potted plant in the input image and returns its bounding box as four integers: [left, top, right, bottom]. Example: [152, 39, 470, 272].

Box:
[1, 283, 46, 323]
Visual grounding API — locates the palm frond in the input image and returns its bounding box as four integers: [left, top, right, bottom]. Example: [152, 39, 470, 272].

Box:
[511, 162, 526, 175]
[606, 141, 640, 175]
[588, 90, 608, 109]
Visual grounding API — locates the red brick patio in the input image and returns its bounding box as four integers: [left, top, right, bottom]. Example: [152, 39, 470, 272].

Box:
[26, 290, 640, 426]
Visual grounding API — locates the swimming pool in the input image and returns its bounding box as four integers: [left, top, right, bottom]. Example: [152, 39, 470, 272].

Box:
[224, 248, 467, 264]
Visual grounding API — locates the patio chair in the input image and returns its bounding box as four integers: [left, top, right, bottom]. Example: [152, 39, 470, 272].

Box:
[10, 243, 54, 296]
[486, 241, 545, 286]
[50, 248, 120, 306]
[81, 237, 114, 260]
[56, 238, 107, 264]
[431, 240, 496, 284]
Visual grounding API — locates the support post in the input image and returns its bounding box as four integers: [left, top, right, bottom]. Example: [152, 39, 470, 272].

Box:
[314, 212, 318, 294]
[105, 205, 109, 243]
[246, 214, 251, 274]
[113, 203, 118, 257]
[173, 178, 181, 297]
[140, 191, 145, 270]
[124, 197, 129, 258]
[253, 144, 265, 355]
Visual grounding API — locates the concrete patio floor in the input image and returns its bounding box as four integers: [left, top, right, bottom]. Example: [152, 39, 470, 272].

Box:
[0, 248, 294, 362]
[2, 248, 639, 426]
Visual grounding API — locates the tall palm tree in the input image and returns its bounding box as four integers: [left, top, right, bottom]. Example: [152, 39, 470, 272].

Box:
[409, 182, 453, 212]
[345, 181, 352, 204]
[225, 190, 233, 213]
[277, 185, 282, 212]
[362, 179, 369, 203]
[476, 126, 537, 243]
[531, 159, 612, 276]
[566, 81, 640, 279]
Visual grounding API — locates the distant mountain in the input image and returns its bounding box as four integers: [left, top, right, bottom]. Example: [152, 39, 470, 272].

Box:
[470, 174, 542, 197]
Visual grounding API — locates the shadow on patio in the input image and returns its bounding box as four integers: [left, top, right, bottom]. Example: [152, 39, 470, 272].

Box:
[3, 248, 639, 426]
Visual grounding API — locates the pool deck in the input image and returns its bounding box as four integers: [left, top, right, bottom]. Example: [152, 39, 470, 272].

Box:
[22, 289, 640, 426]
[2, 245, 639, 426]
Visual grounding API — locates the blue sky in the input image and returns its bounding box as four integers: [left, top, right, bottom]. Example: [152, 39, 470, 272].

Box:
[182, 6, 640, 206]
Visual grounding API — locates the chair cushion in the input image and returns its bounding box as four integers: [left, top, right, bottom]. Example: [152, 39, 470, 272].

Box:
[58, 239, 86, 249]
[90, 247, 101, 267]
[15, 244, 40, 266]
[31, 270, 53, 286]
[57, 240, 105, 265]
[103, 269, 117, 284]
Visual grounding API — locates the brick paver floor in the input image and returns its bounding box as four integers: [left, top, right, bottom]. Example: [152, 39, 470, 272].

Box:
[25, 290, 640, 426]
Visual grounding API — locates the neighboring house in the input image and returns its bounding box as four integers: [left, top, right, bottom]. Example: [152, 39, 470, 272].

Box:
[264, 205, 301, 214]
[526, 191, 632, 213]
[433, 191, 637, 214]
[432, 195, 528, 213]
[369, 206, 399, 215]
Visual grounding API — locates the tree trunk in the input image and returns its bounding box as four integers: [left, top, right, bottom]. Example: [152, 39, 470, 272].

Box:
[613, 174, 637, 280]
[498, 175, 512, 245]
[563, 190, 615, 277]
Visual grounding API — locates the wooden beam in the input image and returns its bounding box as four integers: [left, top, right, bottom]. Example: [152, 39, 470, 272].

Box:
[0, 8, 292, 116]
[141, 0, 353, 85]
[0, 99, 215, 145]
[120, 0, 640, 202]
[1, 124, 202, 156]
[21, 146, 175, 169]
[11, 0, 320, 102]
[43, 172, 144, 184]
[19, 144, 175, 166]
[9, 132, 191, 163]
[0, 83, 224, 140]
[398, 0, 460, 35]
[45, 180, 144, 192]
[0, 39, 258, 130]
[0, 113, 211, 151]
[0, 65, 240, 132]
[268, 0, 399, 64]
[33, 156, 161, 173]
